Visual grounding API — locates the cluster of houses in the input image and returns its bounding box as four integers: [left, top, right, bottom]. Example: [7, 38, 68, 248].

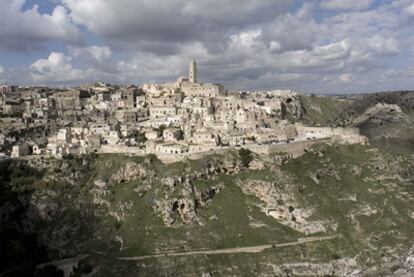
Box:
[0, 60, 366, 159]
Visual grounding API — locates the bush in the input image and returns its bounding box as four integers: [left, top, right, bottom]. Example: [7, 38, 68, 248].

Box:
[332, 253, 341, 260]
[114, 221, 122, 230]
[127, 130, 147, 143]
[63, 153, 75, 160]
[239, 148, 253, 168]
[157, 125, 167, 136]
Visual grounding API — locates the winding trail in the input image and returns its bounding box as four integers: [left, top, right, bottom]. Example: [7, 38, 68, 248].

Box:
[119, 235, 339, 261]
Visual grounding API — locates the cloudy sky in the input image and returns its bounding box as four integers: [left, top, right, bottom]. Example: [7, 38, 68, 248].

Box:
[1, 0, 414, 93]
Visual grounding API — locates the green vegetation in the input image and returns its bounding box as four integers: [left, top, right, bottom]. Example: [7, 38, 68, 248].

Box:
[299, 94, 351, 126]
[33, 143, 413, 260]
[156, 124, 167, 135]
[3, 88, 414, 276]
[238, 148, 253, 168]
[0, 160, 48, 276]
[129, 130, 147, 144]
[101, 172, 300, 257]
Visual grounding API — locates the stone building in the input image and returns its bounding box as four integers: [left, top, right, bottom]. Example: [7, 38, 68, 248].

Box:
[156, 143, 189, 154]
[190, 129, 218, 146]
[189, 59, 197, 83]
[149, 106, 177, 118]
[178, 59, 224, 97]
[163, 127, 182, 142]
[2, 59, 368, 160]
[11, 144, 30, 158]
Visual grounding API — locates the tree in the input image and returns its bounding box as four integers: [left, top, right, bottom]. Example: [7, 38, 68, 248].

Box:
[157, 125, 167, 136]
[239, 148, 253, 168]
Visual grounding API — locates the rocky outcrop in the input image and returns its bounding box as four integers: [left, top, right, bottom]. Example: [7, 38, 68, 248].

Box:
[248, 158, 266, 170]
[351, 103, 407, 127]
[283, 94, 305, 120]
[110, 162, 149, 184]
[237, 178, 337, 234]
[267, 258, 359, 276]
[152, 177, 224, 226]
[390, 249, 414, 276]
[194, 183, 224, 208]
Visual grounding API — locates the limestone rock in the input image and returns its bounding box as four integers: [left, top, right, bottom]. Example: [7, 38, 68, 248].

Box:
[110, 162, 148, 184]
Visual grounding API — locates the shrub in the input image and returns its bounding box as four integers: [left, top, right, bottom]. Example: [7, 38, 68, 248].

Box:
[239, 148, 253, 168]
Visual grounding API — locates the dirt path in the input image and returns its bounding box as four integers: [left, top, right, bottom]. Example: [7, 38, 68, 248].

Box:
[119, 235, 339, 261]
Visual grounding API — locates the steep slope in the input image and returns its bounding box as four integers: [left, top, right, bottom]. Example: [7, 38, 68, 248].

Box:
[0, 161, 49, 276]
[2, 140, 413, 276]
[335, 91, 414, 126]
[333, 91, 414, 155]
[299, 94, 352, 126]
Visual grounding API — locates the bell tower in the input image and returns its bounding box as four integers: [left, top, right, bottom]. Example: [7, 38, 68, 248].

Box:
[189, 59, 197, 83]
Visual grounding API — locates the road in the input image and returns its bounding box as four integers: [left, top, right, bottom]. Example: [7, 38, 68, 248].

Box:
[119, 235, 339, 261]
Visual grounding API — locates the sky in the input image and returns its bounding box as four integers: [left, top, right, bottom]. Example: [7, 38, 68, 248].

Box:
[0, 0, 414, 94]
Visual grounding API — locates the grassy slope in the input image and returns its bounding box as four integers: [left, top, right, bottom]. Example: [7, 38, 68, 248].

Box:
[332, 91, 414, 156]
[4, 140, 413, 276]
[287, 144, 414, 264]
[101, 168, 300, 256]
[73, 142, 412, 276]
[86, 144, 414, 259]
[128, 144, 414, 275]
[299, 94, 352, 126]
[336, 91, 414, 123]
[43, 151, 331, 259]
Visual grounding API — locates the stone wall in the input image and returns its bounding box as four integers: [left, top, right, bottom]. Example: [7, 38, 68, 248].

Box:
[98, 135, 365, 163]
[98, 145, 146, 155]
[246, 138, 331, 158]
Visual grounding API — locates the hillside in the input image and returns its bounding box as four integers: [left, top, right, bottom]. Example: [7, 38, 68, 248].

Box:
[298, 94, 352, 126]
[1, 144, 413, 276]
[333, 91, 414, 156]
[299, 91, 414, 155]
[1, 91, 414, 276]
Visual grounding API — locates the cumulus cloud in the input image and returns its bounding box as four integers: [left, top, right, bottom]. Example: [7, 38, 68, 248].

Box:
[312, 40, 351, 61]
[78, 46, 112, 62]
[406, 4, 414, 15]
[117, 53, 189, 83]
[70, 46, 112, 63]
[320, 0, 374, 11]
[261, 13, 318, 52]
[61, 0, 291, 54]
[1, 0, 414, 93]
[319, 7, 403, 63]
[365, 36, 399, 56]
[339, 73, 351, 82]
[30, 52, 83, 83]
[71, 45, 122, 83]
[55, 0, 410, 93]
[0, 0, 83, 51]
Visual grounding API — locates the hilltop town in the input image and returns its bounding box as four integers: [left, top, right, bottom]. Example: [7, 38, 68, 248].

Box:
[0, 60, 367, 161]
[3, 0, 414, 275]
[1, 63, 413, 276]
